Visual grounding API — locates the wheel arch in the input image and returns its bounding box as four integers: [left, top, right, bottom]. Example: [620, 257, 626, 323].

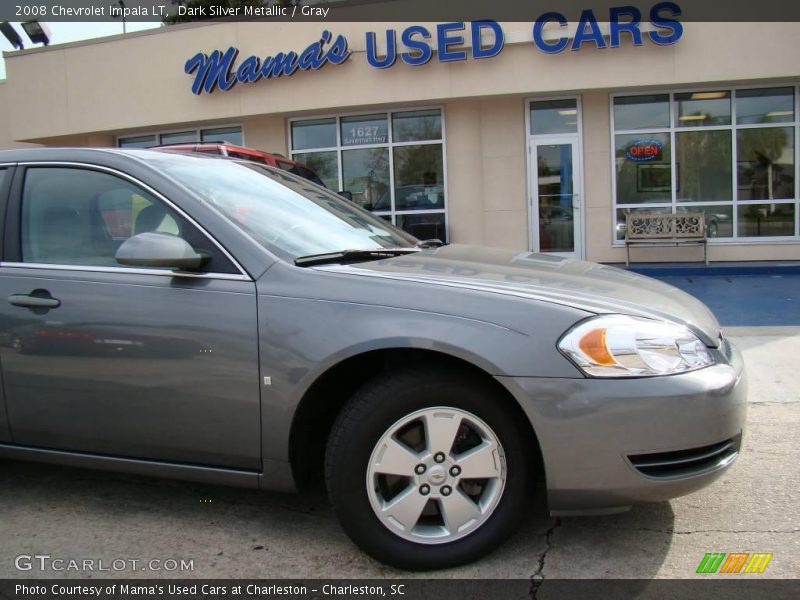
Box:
[288, 346, 545, 490]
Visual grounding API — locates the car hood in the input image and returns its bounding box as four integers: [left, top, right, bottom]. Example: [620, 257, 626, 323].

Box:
[322, 244, 721, 346]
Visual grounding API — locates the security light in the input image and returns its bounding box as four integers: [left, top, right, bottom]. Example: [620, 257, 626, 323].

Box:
[21, 21, 51, 46]
[0, 22, 24, 50]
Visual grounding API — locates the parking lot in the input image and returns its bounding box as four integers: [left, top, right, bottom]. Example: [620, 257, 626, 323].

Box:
[1, 325, 797, 580]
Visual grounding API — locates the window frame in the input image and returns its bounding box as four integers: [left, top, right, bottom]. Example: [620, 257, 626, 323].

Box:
[0, 164, 15, 263]
[287, 106, 448, 241]
[116, 124, 245, 149]
[1, 161, 250, 281]
[610, 84, 800, 245]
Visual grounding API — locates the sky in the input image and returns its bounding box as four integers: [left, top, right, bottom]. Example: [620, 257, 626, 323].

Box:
[1, 22, 161, 79]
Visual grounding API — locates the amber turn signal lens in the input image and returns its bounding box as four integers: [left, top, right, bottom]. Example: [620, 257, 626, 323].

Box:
[577, 328, 617, 366]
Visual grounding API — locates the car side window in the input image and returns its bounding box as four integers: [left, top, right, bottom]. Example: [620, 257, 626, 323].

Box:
[20, 167, 238, 274]
[0, 168, 7, 185]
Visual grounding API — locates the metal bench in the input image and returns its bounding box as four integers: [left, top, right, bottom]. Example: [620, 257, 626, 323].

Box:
[625, 212, 708, 266]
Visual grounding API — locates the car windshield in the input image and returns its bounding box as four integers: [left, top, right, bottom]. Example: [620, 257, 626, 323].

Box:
[144, 152, 417, 260]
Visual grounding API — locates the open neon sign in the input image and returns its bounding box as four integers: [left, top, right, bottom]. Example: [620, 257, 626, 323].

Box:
[626, 140, 663, 162]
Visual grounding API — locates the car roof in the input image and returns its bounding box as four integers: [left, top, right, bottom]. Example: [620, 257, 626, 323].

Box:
[0, 147, 290, 175]
[0, 147, 171, 161]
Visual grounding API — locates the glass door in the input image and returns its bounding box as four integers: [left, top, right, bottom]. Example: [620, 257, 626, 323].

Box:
[530, 136, 582, 258]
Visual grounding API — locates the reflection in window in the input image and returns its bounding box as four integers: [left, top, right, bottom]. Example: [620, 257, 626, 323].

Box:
[119, 127, 244, 149]
[676, 205, 733, 238]
[392, 109, 442, 142]
[396, 213, 446, 242]
[613, 95, 670, 130]
[737, 127, 795, 200]
[615, 206, 672, 241]
[291, 109, 446, 240]
[537, 144, 575, 253]
[293, 151, 339, 190]
[675, 91, 731, 127]
[291, 118, 336, 150]
[737, 204, 795, 237]
[154, 156, 415, 260]
[737, 88, 794, 125]
[341, 114, 388, 146]
[119, 135, 157, 148]
[200, 127, 243, 145]
[676, 130, 732, 201]
[615, 133, 671, 204]
[21, 168, 185, 267]
[614, 87, 799, 240]
[393, 145, 444, 211]
[160, 131, 197, 145]
[342, 148, 390, 211]
[530, 99, 578, 135]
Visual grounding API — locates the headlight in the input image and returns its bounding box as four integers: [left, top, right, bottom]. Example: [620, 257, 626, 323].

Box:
[558, 314, 713, 377]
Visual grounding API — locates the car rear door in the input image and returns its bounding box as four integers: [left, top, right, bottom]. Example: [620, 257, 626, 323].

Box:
[0, 162, 261, 469]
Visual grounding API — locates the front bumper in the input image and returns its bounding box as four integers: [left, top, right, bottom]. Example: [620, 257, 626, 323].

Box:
[497, 337, 747, 515]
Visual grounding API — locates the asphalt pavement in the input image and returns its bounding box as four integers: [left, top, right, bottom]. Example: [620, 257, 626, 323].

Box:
[0, 328, 797, 580]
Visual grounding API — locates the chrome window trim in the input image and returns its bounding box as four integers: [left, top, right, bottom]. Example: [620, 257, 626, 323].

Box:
[11, 160, 252, 280]
[0, 261, 250, 281]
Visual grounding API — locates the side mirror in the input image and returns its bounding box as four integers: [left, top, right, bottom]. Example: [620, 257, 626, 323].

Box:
[338, 190, 353, 201]
[115, 232, 208, 271]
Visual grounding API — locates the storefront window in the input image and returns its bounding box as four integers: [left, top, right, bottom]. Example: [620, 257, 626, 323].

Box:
[293, 151, 338, 190]
[614, 133, 671, 204]
[613, 94, 670, 130]
[675, 91, 731, 127]
[615, 206, 672, 241]
[675, 130, 732, 201]
[119, 126, 243, 148]
[529, 99, 578, 135]
[342, 148, 390, 211]
[341, 114, 388, 146]
[613, 88, 799, 241]
[396, 213, 446, 242]
[392, 109, 442, 142]
[393, 145, 444, 210]
[736, 88, 794, 125]
[737, 204, 795, 237]
[677, 205, 734, 238]
[737, 127, 795, 200]
[292, 118, 336, 150]
[160, 131, 197, 145]
[290, 108, 447, 241]
[118, 135, 157, 148]
[200, 127, 242, 145]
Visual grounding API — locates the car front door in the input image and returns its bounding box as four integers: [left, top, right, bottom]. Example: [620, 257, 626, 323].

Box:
[0, 164, 14, 443]
[0, 163, 261, 469]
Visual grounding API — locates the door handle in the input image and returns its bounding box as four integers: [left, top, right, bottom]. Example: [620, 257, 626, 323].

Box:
[8, 292, 61, 309]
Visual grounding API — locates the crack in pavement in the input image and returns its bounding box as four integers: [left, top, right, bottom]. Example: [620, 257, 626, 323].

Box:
[575, 525, 798, 535]
[529, 517, 561, 600]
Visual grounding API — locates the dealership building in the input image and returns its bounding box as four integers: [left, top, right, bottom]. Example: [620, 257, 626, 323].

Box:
[1, 16, 799, 263]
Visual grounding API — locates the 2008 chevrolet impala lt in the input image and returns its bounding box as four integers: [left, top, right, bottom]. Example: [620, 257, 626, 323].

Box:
[0, 149, 745, 569]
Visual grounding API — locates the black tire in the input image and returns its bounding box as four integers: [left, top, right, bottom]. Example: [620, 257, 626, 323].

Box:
[325, 366, 534, 570]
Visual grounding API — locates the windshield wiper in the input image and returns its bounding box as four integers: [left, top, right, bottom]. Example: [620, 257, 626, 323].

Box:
[295, 248, 420, 267]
